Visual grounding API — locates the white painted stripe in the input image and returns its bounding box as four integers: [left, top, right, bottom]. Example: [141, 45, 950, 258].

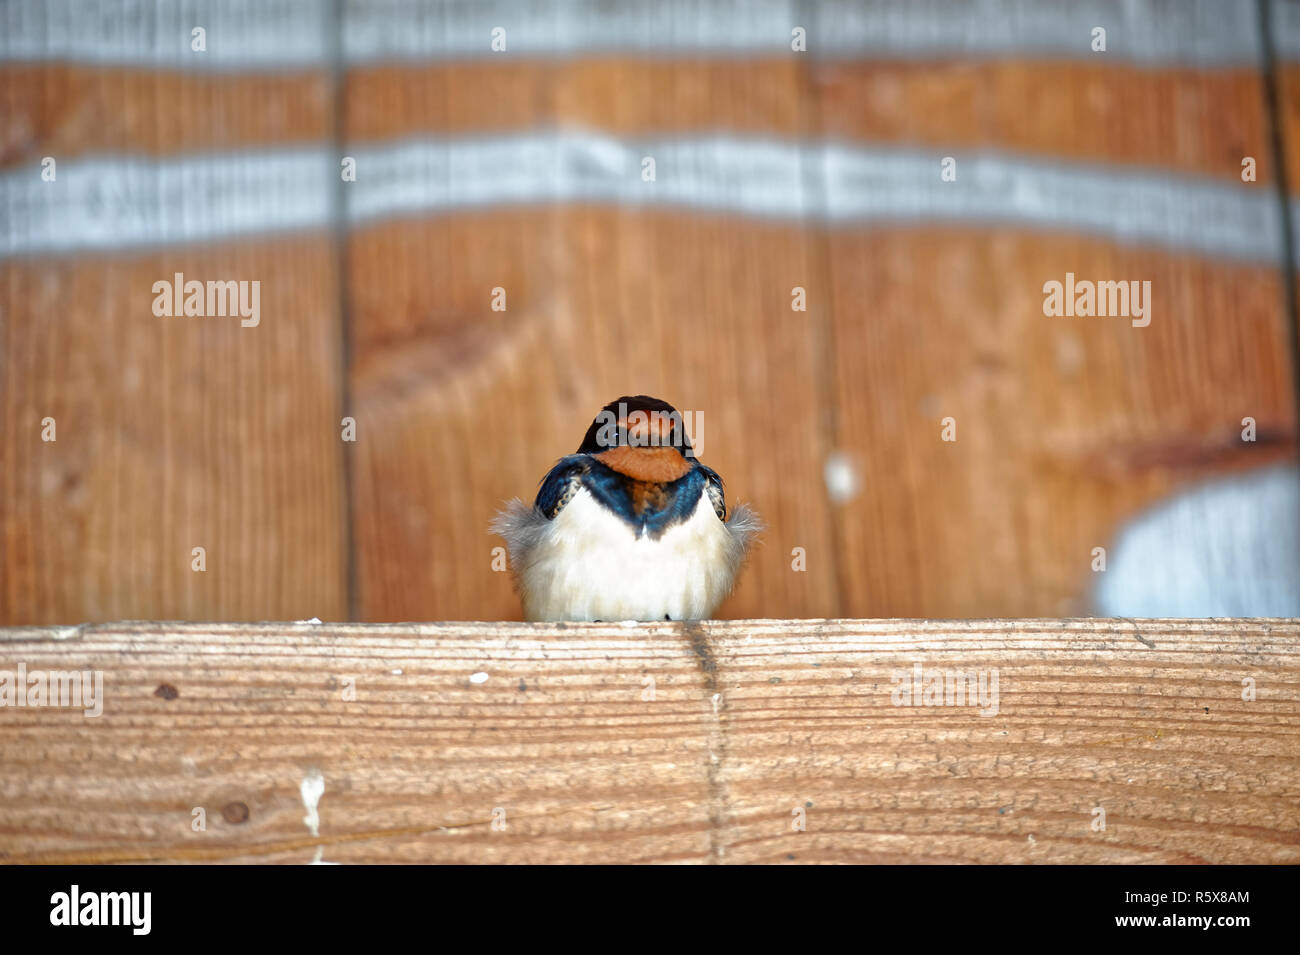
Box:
[814, 0, 1260, 64]
[0, 133, 1282, 260]
[0, 0, 1265, 68]
[0, 0, 331, 69]
[820, 144, 1279, 259]
[351, 133, 1281, 262]
[1269, 0, 1300, 62]
[1095, 464, 1300, 617]
[1, 148, 335, 255]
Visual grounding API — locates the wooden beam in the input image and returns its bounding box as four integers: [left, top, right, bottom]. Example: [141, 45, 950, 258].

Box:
[0, 619, 1296, 864]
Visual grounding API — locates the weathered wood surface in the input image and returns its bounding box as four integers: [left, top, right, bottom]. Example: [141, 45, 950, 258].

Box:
[1, 619, 1296, 864]
[0, 242, 349, 622]
[4, 3, 1298, 627]
[346, 55, 1297, 623]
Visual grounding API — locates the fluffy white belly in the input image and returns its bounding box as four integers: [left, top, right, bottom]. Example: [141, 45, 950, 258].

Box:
[518, 487, 737, 621]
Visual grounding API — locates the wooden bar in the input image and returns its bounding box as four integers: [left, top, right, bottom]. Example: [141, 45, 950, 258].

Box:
[1, 619, 1296, 864]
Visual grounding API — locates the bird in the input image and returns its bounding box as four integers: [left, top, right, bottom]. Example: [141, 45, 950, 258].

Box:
[492, 395, 761, 622]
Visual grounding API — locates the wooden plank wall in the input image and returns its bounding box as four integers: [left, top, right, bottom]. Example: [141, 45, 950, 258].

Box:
[1, 1, 1297, 625]
[0, 58, 348, 622]
[2, 619, 1296, 864]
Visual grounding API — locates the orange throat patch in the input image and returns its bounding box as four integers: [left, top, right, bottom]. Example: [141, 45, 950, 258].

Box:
[595, 446, 692, 483]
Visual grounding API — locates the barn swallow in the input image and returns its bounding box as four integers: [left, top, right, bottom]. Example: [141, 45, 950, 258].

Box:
[492, 395, 761, 622]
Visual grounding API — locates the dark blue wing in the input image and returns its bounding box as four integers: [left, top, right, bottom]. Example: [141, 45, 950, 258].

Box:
[698, 464, 727, 520]
[534, 455, 589, 519]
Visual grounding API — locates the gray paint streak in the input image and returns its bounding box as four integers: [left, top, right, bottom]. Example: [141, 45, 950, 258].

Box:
[0, 0, 1268, 68]
[1, 148, 335, 256]
[1095, 464, 1300, 617]
[0, 134, 1283, 260]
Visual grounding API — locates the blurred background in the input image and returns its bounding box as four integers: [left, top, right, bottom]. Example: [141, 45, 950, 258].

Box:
[1, 0, 1298, 624]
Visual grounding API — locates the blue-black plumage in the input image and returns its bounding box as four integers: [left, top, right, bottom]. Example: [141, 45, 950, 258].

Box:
[492, 395, 762, 621]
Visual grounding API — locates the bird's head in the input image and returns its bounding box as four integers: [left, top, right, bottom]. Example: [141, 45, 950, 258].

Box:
[577, 395, 696, 483]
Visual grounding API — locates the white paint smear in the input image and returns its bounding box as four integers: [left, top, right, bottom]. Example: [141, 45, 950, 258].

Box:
[1095, 464, 1300, 617]
[300, 768, 325, 837]
[0, 0, 1269, 68]
[824, 452, 860, 505]
[0, 134, 1284, 262]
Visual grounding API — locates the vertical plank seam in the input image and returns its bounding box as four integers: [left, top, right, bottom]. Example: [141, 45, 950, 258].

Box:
[683, 621, 731, 863]
[1258, 0, 1300, 446]
[328, 0, 359, 621]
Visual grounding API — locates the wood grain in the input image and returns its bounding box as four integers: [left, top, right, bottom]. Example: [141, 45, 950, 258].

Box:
[0, 239, 348, 623]
[342, 49, 1292, 624]
[823, 230, 1297, 618]
[346, 59, 808, 141]
[348, 211, 840, 622]
[0, 16, 1295, 629]
[0, 66, 330, 168]
[346, 58, 1270, 183]
[0, 619, 1295, 864]
[811, 59, 1270, 183]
